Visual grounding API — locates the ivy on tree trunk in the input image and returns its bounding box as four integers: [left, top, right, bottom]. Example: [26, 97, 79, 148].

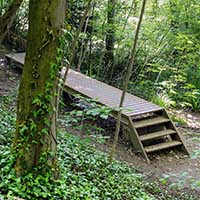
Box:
[13, 0, 66, 176]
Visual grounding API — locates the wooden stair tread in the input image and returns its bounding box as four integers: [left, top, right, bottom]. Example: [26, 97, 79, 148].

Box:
[133, 116, 170, 129]
[140, 129, 176, 141]
[145, 141, 182, 153]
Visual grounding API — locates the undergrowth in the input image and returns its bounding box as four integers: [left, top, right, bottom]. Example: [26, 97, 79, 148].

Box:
[0, 94, 155, 200]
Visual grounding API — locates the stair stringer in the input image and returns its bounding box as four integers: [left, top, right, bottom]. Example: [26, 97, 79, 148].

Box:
[162, 109, 190, 155]
[127, 116, 150, 163]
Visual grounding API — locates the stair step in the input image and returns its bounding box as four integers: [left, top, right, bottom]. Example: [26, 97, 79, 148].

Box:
[145, 141, 182, 153]
[140, 129, 176, 141]
[133, 116, 170, 129]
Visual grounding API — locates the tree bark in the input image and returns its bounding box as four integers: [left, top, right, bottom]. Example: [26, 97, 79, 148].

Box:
[0, 0, 23, 44]
[104, 0, 116, 82]
[13, 0, 66, 176]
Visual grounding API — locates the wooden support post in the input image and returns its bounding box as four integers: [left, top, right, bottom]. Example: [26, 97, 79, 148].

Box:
[128, 116, 150, 163]
[162, 109, 190, 155]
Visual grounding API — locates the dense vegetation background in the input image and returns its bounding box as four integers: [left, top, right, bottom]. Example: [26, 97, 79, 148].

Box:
[1, 0, 199, 111]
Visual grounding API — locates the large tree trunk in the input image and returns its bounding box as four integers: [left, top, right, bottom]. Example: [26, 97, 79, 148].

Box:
[0, 0, 23, 44]
[13, 0, 66, 176]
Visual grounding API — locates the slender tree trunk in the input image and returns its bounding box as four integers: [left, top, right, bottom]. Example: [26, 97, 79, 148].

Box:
[0, 0, 23, 44]
[109, 0, 147, 163]
[13, 0, 66, 176]
[110, 0, 135, 82]
[77, 14, 91, 71]
[104, 0, 116, 82]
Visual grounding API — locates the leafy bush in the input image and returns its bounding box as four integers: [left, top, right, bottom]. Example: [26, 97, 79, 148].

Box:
[151, 93, 176, 108]
[59, 96, 112, 138]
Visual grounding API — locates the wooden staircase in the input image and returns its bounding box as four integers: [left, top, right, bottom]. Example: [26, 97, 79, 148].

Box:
[124, 110, 189, 163]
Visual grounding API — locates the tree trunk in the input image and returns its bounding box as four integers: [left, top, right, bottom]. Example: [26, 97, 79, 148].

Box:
[104, 0, 116, 82]
[13, 0, 66, 176]
[0, 0, 23, 44]
[109, 0, 147, 163]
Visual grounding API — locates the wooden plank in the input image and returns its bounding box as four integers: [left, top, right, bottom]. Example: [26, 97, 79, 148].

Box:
[124, 105, 162, 115]
[162, 110, 190, 155]
[123, 102, 159, 110]
[145, 141, 182, 153]
[5, 53, 25, 66]
[130, 108, 164, 116]
[133, 116, 170, 129]
[140, 129, 176, 141]
[128, 117, 150, 163]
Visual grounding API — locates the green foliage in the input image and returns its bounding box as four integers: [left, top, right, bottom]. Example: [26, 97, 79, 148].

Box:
[73, 95, 112, 119]
[129, 80, 156, 100]
[0, 0, 11, 16]
[0, 96, 16, 151]
[160, 171, 200, 192]
[170, 115, 187, 126]
[151, 93, 176, 108]
[0, 152, 67, 200]
[13, 0, 29, 38]
[57, 132, 155, 200]
[0, 134, 155, 199]
[59, 95, 112, 137]
[2, 0, 200, 112]
[67, 0, 87, 29]
[2, 0, 200, 198]
[191, 149, 200, 160]
[133, 0, 200, 111]
[0, 102, 154, 199]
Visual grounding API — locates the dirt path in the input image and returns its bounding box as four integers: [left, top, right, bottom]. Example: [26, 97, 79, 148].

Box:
[68, 123, 200, 198]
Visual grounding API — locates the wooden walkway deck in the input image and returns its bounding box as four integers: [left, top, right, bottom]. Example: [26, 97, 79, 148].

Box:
[5, 52, 162, 116]
[5, 52, 189, 162]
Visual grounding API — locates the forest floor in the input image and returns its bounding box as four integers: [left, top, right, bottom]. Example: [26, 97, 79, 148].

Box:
[0, 56, 200, 199]
[68, 122, 200, 198]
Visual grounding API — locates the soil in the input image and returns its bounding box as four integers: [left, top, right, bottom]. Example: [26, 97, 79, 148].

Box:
[69, 124, 200, 199]
[1, 55, 200, 199]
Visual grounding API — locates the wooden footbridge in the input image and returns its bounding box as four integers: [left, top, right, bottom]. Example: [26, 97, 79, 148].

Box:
[5, 53, 189, 162]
